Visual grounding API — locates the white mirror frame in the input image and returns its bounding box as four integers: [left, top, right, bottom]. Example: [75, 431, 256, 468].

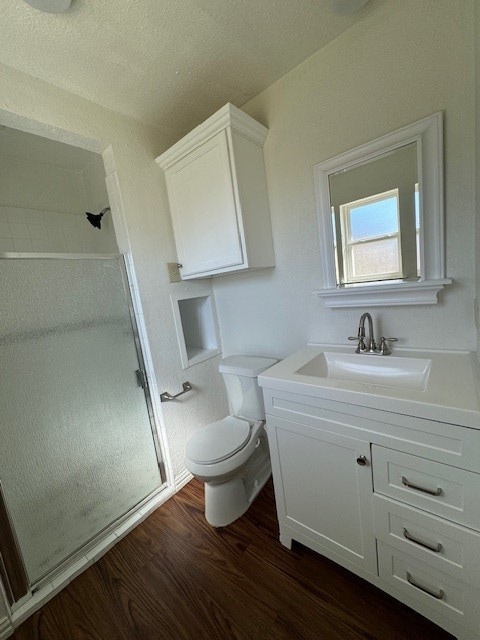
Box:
[313, 112, 451, 308]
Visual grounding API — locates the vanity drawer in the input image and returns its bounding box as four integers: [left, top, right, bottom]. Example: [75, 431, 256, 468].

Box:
[373, 494, 480, 586]
[377, 541, 480, 632]
[372, 446, 480, 530]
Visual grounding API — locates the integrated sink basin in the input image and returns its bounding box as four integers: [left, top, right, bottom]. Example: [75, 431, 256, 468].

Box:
[258, 345, 480, 426]
[296, 352, 432, 391]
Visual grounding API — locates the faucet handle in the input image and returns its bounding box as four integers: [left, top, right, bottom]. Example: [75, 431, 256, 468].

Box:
[348, 336, 366, 353]
[378, 337, 398, 355]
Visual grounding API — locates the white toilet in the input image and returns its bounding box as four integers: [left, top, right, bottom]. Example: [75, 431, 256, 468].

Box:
[185, 354, 278, 527]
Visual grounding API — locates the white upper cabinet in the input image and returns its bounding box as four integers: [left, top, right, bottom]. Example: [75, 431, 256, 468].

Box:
[157, 103, 275, 279]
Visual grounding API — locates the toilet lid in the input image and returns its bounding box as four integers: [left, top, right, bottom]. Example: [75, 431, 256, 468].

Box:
[186, 416, 252, 464]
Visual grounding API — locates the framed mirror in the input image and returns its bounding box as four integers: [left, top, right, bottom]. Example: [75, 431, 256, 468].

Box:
[314, 112, 451, 307]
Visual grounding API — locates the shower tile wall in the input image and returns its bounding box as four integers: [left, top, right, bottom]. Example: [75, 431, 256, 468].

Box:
[0, 205, 113, 254]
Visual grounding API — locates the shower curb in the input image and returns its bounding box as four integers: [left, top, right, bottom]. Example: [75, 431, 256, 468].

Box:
[7, 483, 176, 632]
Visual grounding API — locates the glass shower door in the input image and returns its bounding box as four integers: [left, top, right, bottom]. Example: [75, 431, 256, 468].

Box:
[0, 256, 162, 587]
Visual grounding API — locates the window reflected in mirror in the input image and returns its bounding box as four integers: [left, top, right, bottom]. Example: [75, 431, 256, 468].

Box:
[314, 112, 447, 307]
[328, 142, 418, 285]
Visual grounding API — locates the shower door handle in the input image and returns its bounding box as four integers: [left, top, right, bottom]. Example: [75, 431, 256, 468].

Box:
[135, 369, 148, 390]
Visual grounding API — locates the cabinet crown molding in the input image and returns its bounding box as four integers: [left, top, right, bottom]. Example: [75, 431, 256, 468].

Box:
[156, 103, 269, 171]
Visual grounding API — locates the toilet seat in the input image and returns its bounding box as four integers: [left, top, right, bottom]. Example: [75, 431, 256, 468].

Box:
[186, 416, 252, 464]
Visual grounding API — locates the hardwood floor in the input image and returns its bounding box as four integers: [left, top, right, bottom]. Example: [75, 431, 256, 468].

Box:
[13, 479, 454, 640]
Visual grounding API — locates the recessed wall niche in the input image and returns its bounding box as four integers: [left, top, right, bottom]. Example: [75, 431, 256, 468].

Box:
[171, 286, 221, 369]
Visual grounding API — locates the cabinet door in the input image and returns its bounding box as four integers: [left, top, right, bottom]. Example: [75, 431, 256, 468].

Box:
[166, 130, 244, 277]
[270, 417, 377, 575]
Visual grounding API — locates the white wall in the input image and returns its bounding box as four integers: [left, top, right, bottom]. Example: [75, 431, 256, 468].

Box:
[213, 0, 476, 358]
[0, 204, 109, 253]
[0, 153, 85, 213]
[0, 62, 228, 482]
[82, 155, 108, 213]
[81, 154, 118, 253]
[476, 0, 480, 352]
[0, 151, 116, 253]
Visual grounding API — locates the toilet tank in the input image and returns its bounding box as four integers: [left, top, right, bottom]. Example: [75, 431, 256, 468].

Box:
[219, 355, 278, 421]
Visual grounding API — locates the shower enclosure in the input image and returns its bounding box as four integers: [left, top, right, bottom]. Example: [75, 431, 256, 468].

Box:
[0, 255, 164, 601]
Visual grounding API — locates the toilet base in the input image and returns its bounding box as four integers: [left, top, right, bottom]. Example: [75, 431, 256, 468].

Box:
[204, 456, 271, 527]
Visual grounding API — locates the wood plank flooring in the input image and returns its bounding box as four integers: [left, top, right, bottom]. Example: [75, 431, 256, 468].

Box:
[13, 479, 454, 640]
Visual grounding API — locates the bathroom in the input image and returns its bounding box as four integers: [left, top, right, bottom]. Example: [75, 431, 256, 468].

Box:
[0, 0, 478, 638]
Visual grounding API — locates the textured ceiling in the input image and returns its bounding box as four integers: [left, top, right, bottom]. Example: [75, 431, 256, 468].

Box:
[0, 0, 377, 135]
[0, 125, 101, 170]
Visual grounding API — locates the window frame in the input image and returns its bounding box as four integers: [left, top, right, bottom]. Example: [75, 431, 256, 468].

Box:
[339, 188, 403, 284]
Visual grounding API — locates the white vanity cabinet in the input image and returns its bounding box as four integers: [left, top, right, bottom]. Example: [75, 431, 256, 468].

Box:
[269, 415, 377, 577]
[261, 386, 480, 640]
[156, 103, 275, 279]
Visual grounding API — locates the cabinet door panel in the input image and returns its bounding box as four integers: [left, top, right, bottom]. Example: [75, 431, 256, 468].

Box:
[270, 417, 377, 575]
[167, 130, 244, 276]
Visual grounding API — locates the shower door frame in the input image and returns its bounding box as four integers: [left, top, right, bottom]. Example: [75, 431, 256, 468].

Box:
[0, 252, 168, 600]
[0, 109, 178, 629]
[0, 482, 28, 605]
[116, 253, 168, 483]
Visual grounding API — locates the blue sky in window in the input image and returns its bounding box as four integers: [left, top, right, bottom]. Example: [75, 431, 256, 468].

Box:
[350, 196, 398, 241]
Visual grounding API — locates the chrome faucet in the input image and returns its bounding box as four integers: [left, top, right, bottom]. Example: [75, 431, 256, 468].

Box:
[358, 313, 377, 353]
[348, 312, 397, 355]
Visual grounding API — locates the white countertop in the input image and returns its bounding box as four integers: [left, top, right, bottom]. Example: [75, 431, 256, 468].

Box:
[258, 344, 480, 428]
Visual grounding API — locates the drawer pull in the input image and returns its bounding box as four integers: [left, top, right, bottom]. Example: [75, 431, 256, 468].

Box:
[401, 476, 443, 496]
[403, 528, 443, 553]
[406, 571, 445, 600]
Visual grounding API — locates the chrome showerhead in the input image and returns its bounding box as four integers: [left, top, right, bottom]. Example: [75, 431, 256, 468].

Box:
[86, 207, 111, 230]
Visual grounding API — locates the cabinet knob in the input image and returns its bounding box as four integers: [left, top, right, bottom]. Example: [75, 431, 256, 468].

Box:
[356, 455, 368, 466]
